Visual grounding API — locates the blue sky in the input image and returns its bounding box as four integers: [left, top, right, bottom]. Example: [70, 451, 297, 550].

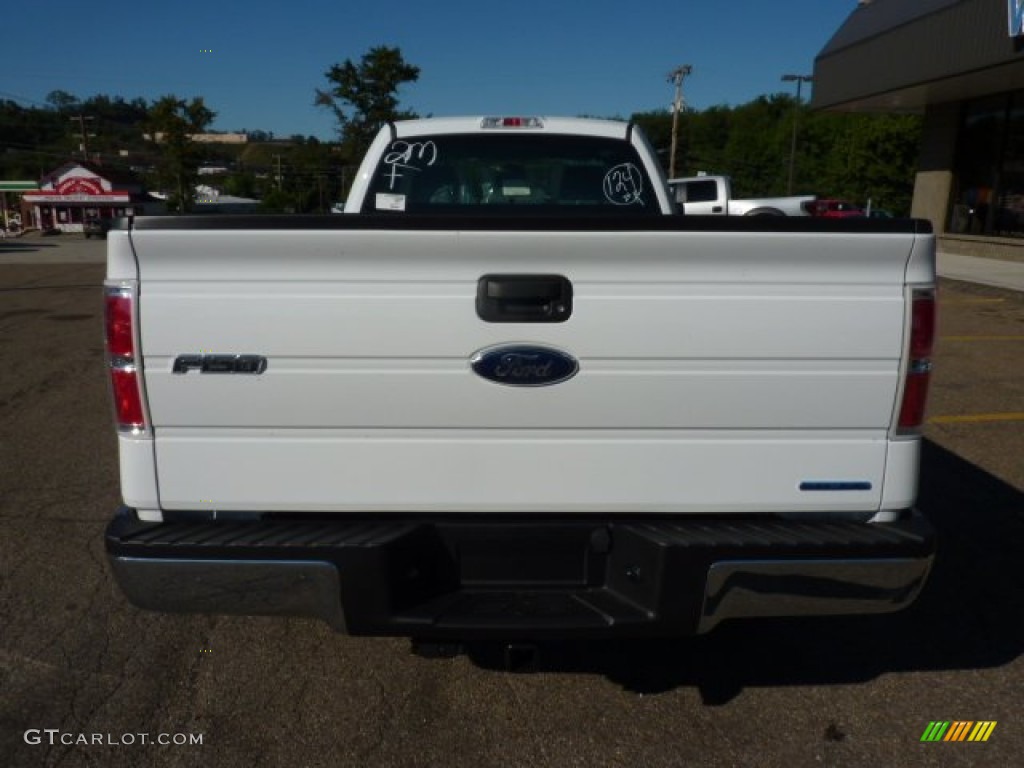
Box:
[3, 1, 856, 140]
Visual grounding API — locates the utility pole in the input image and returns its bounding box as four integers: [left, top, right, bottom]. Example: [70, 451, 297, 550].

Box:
[667, 65, 692, 180]
[781, 74, 813, 195]
[69, 115, 95, 162]
[273, 154, 284, 190]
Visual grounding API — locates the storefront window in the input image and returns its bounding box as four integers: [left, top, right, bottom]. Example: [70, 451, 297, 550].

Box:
[996, 93, 1024, 236]
[950, 96, 1006, 235]
[950, 91, 1024, 238]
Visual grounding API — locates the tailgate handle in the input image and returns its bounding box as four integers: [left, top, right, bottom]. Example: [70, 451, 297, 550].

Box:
[477, 274, 573, 323]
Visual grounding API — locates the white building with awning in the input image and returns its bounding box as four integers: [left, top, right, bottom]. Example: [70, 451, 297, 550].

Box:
[20, 162, 165, 233]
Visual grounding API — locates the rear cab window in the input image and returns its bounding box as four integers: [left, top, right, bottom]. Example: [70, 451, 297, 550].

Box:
[361, 133, 660, 215]
[680, 179, 718, 203]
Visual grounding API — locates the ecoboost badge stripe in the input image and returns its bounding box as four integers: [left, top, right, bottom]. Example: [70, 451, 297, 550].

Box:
[921, 722, 949, 741]
[920, 721, 996, 742]
[969, 722, 998, 742]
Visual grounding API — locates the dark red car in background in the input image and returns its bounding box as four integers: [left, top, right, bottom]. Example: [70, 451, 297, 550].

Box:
[806, 199, 865, 218]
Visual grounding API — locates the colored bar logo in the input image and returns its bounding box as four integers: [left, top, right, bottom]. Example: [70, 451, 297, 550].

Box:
[920, 721, 997, 742]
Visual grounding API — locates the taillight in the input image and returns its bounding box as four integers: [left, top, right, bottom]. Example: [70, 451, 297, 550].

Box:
[110, 366, 146, 427]
[105, 289, 134, 358]
[897, 289, 935, 432]
[104, 283, 148, 434]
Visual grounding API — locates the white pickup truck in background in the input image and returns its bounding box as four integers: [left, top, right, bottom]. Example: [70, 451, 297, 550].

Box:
[669, 174, 815, 216]
[104, 116, 936, 642]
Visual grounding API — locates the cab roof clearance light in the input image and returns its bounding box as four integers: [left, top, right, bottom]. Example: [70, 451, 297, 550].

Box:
[481, 117, 544, 129]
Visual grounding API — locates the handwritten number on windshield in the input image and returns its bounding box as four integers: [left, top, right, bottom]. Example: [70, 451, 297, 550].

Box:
[383, 141, 439, 190]
[603, 163, 644, 205]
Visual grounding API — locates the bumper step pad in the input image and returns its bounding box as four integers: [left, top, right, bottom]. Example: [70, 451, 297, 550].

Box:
[106, 510, 934, 638]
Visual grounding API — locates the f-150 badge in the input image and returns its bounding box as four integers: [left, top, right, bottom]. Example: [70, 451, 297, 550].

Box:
[172, 354, 267, 374]
[471, 345, 578, 387]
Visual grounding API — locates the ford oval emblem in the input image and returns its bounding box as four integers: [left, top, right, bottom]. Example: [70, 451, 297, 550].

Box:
[471, 345, 579, 387]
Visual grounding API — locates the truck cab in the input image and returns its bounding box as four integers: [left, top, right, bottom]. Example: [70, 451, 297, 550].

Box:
[670, 175, 727, 214]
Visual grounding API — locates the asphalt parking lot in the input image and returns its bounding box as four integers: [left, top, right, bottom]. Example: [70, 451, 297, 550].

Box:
[1, 232, 1022, 767]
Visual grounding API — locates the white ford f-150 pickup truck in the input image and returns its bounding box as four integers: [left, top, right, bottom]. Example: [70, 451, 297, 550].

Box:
[669, 174, 815, 217]
[104, 116, 936, 641]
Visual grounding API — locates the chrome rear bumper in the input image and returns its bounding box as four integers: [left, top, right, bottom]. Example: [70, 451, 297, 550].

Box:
[700, 557, 930, 633]
[106, 508, 934, 638]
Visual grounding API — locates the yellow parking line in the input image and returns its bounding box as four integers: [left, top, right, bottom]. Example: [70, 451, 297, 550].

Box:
[940, 335, 1024, 342]
[929, 413, 1024, 424]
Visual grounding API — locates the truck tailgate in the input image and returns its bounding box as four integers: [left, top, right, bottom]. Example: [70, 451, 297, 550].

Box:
[126, 221, 928, 514]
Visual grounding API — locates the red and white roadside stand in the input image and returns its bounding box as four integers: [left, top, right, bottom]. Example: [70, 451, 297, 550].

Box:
[20, 162, 164, 233]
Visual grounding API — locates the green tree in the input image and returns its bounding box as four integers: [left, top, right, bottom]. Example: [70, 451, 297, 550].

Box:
[315, 46, 420, 162]
[223, 171, 258, 199]
[0, 99, 72, 170]
[631, 96, 921, 213]
[687, 106, 732, 176]
[144, 96, 216, 213]
[73, 94, 153, 162]
[720, 95, 792, 197]
[45, 90, 78, 112]
[799, 112, 921, 213]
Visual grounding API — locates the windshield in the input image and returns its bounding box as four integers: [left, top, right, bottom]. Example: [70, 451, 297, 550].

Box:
[361, 133, 659, 215]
